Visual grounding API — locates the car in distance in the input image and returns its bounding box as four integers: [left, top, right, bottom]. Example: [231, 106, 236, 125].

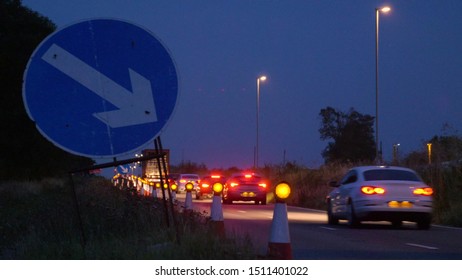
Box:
[223, 173, 268, 205]
[177, 174, 200, 193]
[196, 174, 227, 199]
[326, 166, 433, 229]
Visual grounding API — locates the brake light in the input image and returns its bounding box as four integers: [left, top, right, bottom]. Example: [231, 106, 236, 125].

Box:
[361, 186, 385, 195]
[259, 183, 267, 188]
[211, 175, 221, 179]
[230, 182, 239, 188]
[202, 183, 210, 188]
[244, 174, 252, 178]
[413, 187, 433, 196]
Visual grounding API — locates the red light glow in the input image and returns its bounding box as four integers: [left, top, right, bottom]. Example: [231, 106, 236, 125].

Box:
[361, 186, 385, 195]
[413, 187, 433, 196]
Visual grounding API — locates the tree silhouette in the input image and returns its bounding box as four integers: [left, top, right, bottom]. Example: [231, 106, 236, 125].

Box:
[0, 0, 93, 180]
[319, 106, 375, 164]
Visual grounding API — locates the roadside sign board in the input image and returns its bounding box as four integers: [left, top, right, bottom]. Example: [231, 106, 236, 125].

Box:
[117, 165, 130, 174]
[23, 19, 179, 158]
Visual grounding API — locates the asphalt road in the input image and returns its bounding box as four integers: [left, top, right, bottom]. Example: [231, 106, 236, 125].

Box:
[177, 193, 462, 260]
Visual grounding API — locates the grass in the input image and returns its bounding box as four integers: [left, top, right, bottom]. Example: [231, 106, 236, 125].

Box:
[0, 176, 256, 259]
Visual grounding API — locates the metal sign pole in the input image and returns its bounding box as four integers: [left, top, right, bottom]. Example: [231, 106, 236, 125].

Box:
[157, 137, 180, 244]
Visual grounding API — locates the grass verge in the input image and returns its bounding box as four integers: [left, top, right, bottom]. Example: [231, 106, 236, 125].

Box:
[0, 176, 256, 259]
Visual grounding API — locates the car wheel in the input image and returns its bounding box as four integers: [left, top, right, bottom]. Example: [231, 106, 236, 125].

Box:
[327, 201, 339, 225]
[391, 220, 402, 228]
[417, 218, 431, 230]
[347, 201, 360, 228]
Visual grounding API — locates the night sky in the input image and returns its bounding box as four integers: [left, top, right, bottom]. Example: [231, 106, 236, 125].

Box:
[21, 0, 462, 169]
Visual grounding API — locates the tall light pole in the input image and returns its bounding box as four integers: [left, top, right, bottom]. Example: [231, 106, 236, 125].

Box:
[375, 6, 391, 164]
[256, 75, 267, 169]
[427, 143, 432, 165]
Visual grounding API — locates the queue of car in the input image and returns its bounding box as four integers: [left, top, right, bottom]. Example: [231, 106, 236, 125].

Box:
[168, 172, 270, 205]
[169, 165, 434, 229]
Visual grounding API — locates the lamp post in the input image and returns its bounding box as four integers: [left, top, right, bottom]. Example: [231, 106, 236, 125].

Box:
[256, 75, 267, 169]
[427, 143, 432, 165]
[375, 6, 391, 164]
[392, 143, 400, 165]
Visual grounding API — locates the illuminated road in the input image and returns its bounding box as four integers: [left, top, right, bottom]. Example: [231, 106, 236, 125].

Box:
[176, 194, 462, 259]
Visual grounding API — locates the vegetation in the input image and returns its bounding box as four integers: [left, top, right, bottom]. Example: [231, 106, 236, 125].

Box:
[0, 176, 256, 259]
[319, 107, 375, 164]
[0, 0, 94, 181]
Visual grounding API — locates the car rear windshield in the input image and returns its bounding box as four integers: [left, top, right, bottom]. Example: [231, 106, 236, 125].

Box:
[182, 175, 199, 180]
[234, 175, 261, 182]
[363, 170, 421, 181]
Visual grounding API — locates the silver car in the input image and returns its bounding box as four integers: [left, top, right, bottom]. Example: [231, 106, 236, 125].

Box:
[176, 174, 200, 193]
[326, 166, 433, 229]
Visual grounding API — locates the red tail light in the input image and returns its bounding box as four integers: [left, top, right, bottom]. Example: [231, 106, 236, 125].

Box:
[413, 187, 433, 196]
[230, 182, 239, 188]
[201, 183, 210, 188]
[361, 186, 385, 195]
[244, 174, 252, 178]
[211, 175, 221, 179]
[258, 183, 267, 188]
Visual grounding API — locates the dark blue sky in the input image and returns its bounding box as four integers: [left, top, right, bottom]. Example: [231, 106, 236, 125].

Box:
[22, 0, 462, 169]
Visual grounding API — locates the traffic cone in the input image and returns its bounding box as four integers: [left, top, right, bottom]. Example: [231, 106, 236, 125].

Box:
[183, 182, 194, 214]
[210, 184, 225, 238]
[268, 182, 292, 259]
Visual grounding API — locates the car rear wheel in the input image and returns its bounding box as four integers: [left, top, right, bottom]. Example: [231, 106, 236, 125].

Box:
[417, 218, 431, 230]
[327, 201, 339, 225]
[391, 220, 403, 228]
[347, 202, 360, 228]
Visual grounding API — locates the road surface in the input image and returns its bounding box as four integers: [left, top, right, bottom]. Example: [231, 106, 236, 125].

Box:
[176, 193, 462, 259]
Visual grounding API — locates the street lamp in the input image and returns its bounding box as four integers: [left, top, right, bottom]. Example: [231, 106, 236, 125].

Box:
[375, 6, 391, 164]
[256, 75, 267, 169]
[427, 143, 432, 165]
[392, 143, 400, 165]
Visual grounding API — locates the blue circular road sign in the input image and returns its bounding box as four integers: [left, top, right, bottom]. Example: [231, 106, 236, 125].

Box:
[23, 19, 179, 158]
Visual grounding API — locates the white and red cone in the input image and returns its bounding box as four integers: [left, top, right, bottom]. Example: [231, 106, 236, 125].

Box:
[210, 194, 225, 238]
[184, 190, 193, 211]
[268, 202, 293, 259]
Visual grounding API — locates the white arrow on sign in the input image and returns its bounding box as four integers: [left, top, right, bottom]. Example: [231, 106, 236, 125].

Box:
[119, 165, 129, 174]
[41, 43, 158, 128]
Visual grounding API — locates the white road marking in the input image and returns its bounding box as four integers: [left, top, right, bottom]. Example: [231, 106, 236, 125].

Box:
[406, 243, 438, 250]
[320, 226, 337, 231]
